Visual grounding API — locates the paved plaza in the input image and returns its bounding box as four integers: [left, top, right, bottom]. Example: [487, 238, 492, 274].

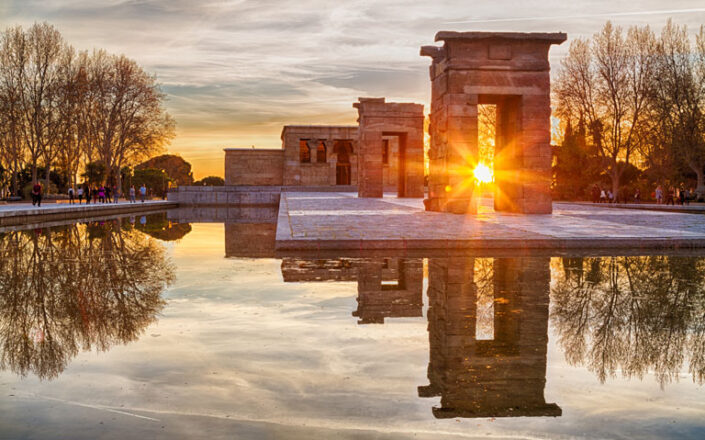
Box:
[276, 192, 705, 250]
[0, 200, 177, 227]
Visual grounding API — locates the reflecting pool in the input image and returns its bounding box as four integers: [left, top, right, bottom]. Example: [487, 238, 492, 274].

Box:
[1, 212, 704, 439]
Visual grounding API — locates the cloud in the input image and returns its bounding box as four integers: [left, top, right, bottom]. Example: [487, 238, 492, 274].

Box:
[2, 0, 705, 177]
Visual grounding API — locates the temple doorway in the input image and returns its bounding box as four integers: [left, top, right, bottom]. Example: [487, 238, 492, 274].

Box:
[334, 141, 353, 185]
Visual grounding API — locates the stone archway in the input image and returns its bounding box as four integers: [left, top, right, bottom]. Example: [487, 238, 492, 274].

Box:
[354, 98, 425, 198]
[421, 31, 566, 214]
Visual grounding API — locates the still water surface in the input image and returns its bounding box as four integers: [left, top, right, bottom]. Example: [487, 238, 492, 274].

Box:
[0, 212, 704, 439]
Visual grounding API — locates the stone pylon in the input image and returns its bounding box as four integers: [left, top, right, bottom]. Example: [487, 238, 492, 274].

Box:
[421, 32, 566, 214]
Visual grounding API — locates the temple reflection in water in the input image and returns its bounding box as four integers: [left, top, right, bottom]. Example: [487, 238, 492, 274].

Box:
[3, 214, 705, 424]
[281, 258, 423, 324]
[419, 257, 560, 418]
[281, 253, 560, 418]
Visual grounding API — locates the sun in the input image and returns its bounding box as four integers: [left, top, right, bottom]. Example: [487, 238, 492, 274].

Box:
[473, 163, 493, 183]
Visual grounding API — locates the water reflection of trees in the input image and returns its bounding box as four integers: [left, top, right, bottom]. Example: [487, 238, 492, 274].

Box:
[552, 256, 705, 387]
[134, 213, 192, 241]
[0, 221, 174, 380]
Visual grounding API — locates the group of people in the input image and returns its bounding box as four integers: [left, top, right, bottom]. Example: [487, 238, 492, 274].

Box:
[591, 185, 640, 204]
[591, 184, 696, 205]
[653, 185, 694, 206]
[67, 183, 149, 204]
[29, 182, 150, 207]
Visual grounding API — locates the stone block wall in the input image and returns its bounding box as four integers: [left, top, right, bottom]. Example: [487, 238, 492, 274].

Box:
[281, 125, 358, 187]
[354, 98, 425, 198]
[225, 148, 284, 186]
[167, 186, 281, 205]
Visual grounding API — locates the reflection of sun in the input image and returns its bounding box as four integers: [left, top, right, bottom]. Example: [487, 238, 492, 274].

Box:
[473, 163, 493, 183]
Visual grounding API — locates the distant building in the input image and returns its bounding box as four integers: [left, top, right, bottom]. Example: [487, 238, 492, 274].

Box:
[224, 98, 425, 197]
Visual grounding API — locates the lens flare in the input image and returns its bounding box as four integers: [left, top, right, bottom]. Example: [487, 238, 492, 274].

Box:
[473, 163, 493, 183]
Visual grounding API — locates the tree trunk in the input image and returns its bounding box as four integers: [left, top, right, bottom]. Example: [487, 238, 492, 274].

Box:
[611, 170, 620, 202]
[44, 165, 51, 193]
[12, 159, 19, 196]
[115, 166, 122, 199]
[694, 167, 705, 200]
[31, 163, 37, 185]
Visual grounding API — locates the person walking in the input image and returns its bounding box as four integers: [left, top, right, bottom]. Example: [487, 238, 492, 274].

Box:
[129, 185, 136, 203]
[31, 182, 42, 207]
[68, 187, 75, 204]
[679, 186, 686, 205]
[599, 188, 607, 203]
[139, 184, 147, 203]
[113, 185, 119, 204]
[92, 186, 98, 204]
[633, 188, 641, 203]
[591, 185, 600, 203]
[105, 185, 112, 203]
[98, 186, 105, 203]
[77, 186, 84, 204]
[666, 187, 675, 205]
[655, 185, 663, 204]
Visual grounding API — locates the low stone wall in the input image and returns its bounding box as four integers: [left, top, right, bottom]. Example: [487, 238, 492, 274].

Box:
[168, 185, 359, 205]
[225, 148, 284, 186]
[168, 186, 281, 205]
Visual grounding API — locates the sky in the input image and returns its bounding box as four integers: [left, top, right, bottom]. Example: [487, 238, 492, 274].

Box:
[2, 1, 705, 179]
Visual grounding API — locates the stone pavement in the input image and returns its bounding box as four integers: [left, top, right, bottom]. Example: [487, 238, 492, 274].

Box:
[275, 192, 705, 251]
[0, 200, 177, 227]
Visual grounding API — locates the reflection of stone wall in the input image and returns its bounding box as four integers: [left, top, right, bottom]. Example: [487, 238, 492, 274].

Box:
[224, 223, 277, 258]
[280, 258, 423, 324]
[281, 125, 358, 187]
[419, 257, 560, 418]
[225, 148, 284, 186]
[353, 258, 423, 324]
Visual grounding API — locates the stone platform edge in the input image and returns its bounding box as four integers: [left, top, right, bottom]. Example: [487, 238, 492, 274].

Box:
[0, 201, 177, 227]
[274, 237, 705, 251]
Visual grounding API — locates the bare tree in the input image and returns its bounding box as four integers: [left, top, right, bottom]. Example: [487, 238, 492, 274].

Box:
[651, 20, 705, 196]
[0, 26, 28, 195]
[19, 23, 64, 185]
[555, 22, 656, 195]
[86, 52, 174, 190]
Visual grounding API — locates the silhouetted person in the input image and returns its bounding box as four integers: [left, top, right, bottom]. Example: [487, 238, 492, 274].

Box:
[31, 182, 42, 207]
[68, 187, 75, 204]
[633, 188, 640, 203]
[591, 185, 600, 203]
[666, 187, 675, 205]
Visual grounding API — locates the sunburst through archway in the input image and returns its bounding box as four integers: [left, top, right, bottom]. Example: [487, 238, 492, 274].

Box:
[473, 163, 493, 184]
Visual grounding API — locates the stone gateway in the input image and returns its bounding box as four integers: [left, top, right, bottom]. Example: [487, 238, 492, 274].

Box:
[422, 32, 566, 214]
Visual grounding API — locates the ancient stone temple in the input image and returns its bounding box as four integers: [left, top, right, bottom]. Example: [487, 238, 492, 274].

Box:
[354, 98, 425, 198]
[223, 100, 425, 196]
[421, 32, 566, 214]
